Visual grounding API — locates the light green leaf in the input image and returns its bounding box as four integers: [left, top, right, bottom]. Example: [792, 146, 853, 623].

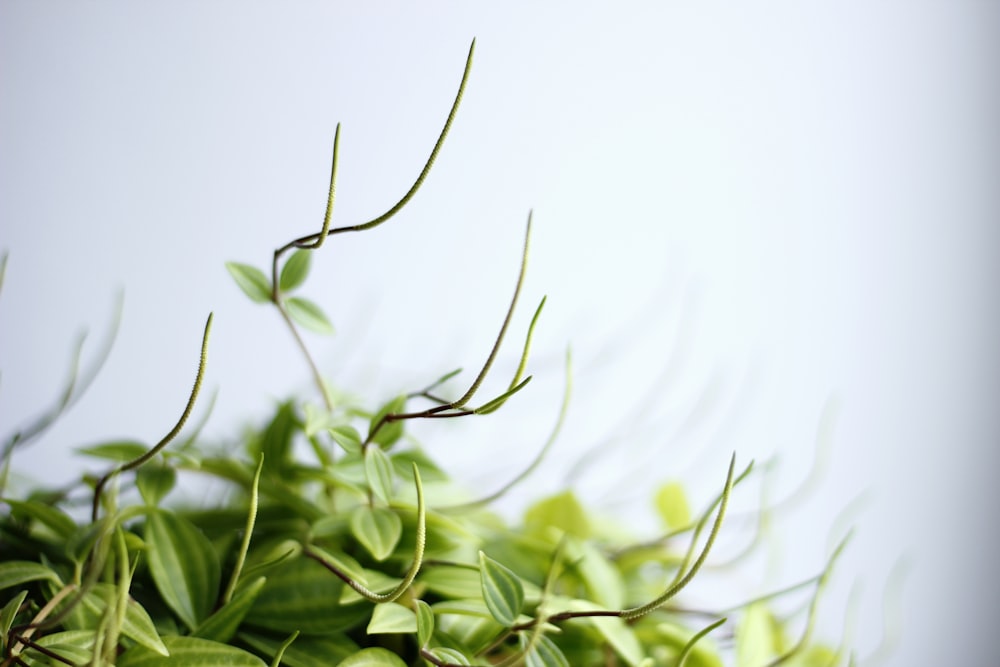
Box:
[226, 262, 272, 304]
[0, 499, 77, 539]
[279, 249, 312, 292]
[286, 296, 335, 335]
[239, 632, 358, 667]
[337, 647, 408, 667]
[0, 561, 60, 590]
[368, 395, 406, 449]
[62, 582, 169, 657]
[522, 633, 570, 667]
[136, 463, 176, 506]
[366, 602, 417, 634]
[479, 551, 524, 627]
[564, 539, 625, 610]
[655, 481, 692, 529]
[118, 635, 266, 667]
[76, 440, 148, 462]
[364, 446, 394, 504]
[192, 576, 267, 643]
[737, 603, 778, 667]
[24, 630, 95, 664]
[420, 566, 482, 600]
[425, 648, 471, 665]
[144, 509, 221, 630]
[524, 490, 591, 539]
[303, 404, 336, 438]
[329, 425, 362, 455]
[416, 599, 434, 647]
[1, 590, 28, 648]
[350, 506, 402, 561]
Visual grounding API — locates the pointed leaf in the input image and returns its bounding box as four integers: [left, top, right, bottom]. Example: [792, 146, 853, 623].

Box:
[350, 506, 402, 561]
[65, 582, 169, 657]
[1, 590, 28, 646]
[425, 648, 471, 665]
[286, 296, 335, 335]
[192, 576, 267, 643]
[137, 463, 176, 506]
[655, 481, 692, 529]
[0, 561, 60, 590]
[416, 599, 434, 647]
[144, 509, 221, 629]
[524, 490, 591, 538]
[366, 602, 417, 634]
[279, 249, 312, 292]
[336, 647, 408, 667]
[479, 551, 524, 627]
[76, 440, 149, 462]
[118, 635, 266, 667]
[329, 425, 362, 455]
[737, 603, 777, 667]
[1, 499, 77, 539]
[364, 446, 394, 504]
[226, 262, 272, 304]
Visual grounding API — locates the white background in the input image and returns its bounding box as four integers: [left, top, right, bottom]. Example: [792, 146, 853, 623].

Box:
[2, 3, 997, 664]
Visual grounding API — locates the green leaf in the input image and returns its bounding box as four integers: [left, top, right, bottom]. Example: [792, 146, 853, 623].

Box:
[364, 446, 394, 504]
[0, 500, 77, 541]
[118, 635, 267, 667]
[350, 506, 402, 561]
[279, 249, 312, 292]
[286, 296, 335, 335]
[24, 630, 95, 664]
[337, 647, 408, 667]
[0, 561, 60, 590]
[136, 463, 176, 506]
[239, 632, 358, 667]
[192, 576, 267, 643]
[303, 404, 337, 438]
[70, 582, 170, 657]
[1, 590, 28, 648]
[366, 602, 417, 634]
[420, 566, 482, 600]
[479, 551, 524, 627]
[737, 603, 778, 667]
[416, 599, 434, 647]
[425, 648, 471, 665]
[522, 633, 570, 667]
[144, 509, 221, 630]
[524, 490, 591, 539]
[255, 401, 297, 476]
[76, 440, 148, 462]
[655, 481, 691, 529]
[567, 600, 644, 667]
[368, 394, 406, 449]
[329, 425, 362, 455]
[226, 262, 272, 304]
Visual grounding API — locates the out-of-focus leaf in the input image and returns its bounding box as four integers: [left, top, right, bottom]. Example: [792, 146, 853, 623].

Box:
[1, 499, 77, 539]
[368, 395, 406, 450]
[1, 590, 28, 647]
[76, 440, 148, 462]
[24, 630, 94, 664]
[329, 425, 362, 455]
[145, 509, 221, 630]
[239, 632, 358, 667]
[255, 401, 297, 477]
[655, 481, 691, 530]
[336, 647, 408, 667]
[364, 446, 394, 504]
[524, 490, 591, 539]
[424, 648, 471, 665]
[737, 603, 778, 667]
[279, 249, 312, 292]
[350, 506, 402, 561]
[137, 463, 176, 506]
[420, 566, 482, 600]
[416, 599, 434, 647]
[479, 551, 524, 627]
[366, 602, 417, 634]
[0, 561, 60, 590]
[118, 635, 266, 667]
[286, 297, 335, 335]
[226, 262, 272, 304]
[522, 633, 570, 667]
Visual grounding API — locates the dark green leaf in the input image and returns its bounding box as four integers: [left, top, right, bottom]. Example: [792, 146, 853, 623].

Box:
[144, 509, 221, 630]
[350, 506, 402, 561]
[118, 635, 267, 667]
[336, 648, 408, 667]
[366, 602, 417, 634]
[136, 463, 176, 506]
[193, 576, 267, 643]
[364, 446, 394, 504]
[255, 401, 297, 476]
[226, 262, 272, 304]
[286, 297, 335, 335]
[76, 440, 148, 462]
[479, 551, 524, 627]
[279, 249, 312, 292]
[1, 590, 28, 646]
[0, 499, 77, 540]
[368, 395, 406, 449]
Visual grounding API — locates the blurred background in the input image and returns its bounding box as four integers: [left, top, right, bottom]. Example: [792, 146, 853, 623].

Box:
[2, 2, 997, 664]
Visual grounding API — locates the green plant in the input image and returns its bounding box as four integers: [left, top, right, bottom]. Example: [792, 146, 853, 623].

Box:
[1, 41, 852, 667]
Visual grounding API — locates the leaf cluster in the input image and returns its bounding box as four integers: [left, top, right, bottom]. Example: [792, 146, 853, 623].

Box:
[0, 41, 852, 667]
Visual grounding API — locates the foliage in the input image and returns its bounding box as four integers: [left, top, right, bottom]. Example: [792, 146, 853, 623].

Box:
[1, 41, 851, 666]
